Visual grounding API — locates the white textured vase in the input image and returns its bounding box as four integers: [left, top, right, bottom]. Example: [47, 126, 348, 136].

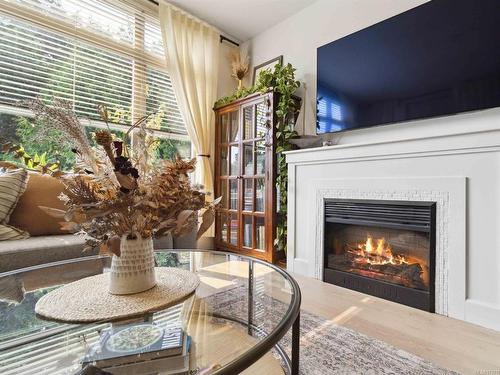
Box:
[108, 236, 157, 295]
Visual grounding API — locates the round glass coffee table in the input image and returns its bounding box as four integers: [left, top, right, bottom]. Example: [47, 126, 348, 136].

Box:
[0, 250, 301, 375]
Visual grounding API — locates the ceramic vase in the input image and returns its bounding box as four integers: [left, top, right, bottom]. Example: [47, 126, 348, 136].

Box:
[108, 236, 156, 295]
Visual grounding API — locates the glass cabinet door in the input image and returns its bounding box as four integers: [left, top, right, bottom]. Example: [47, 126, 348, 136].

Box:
[217, 109, 239, 247]
[216, 99, 270, 255]
[240, 101, 268, 252]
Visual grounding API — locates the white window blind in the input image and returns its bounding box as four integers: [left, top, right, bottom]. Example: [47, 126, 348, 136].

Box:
[0, 0, 187, 136]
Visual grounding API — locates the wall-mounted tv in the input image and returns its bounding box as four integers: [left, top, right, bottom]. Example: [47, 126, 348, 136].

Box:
[316, 0, 500, 134]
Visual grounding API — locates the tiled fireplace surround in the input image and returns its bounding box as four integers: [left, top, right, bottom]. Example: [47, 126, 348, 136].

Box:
[285, 111, 500, 331]
[310, 182, 457, 316]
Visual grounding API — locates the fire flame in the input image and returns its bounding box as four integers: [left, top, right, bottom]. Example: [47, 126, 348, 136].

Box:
[355, 235, 408, 265]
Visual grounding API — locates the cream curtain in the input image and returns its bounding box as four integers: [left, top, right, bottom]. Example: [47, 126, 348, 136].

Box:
[159, 2, 219, 199]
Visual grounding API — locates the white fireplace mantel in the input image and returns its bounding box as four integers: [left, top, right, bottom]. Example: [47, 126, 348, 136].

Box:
[285, 121, 500, 331]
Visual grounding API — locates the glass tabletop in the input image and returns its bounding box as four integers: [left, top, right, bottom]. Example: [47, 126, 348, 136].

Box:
[0, 250, 301, 375]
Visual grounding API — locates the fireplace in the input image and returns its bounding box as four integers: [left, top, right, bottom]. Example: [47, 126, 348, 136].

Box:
[323, 199, 436, 312]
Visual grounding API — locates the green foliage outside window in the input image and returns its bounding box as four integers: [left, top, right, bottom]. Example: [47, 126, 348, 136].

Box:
[1, 115, 76, 170]
[0, 113, 191, 171]
[154, 137, 191, 161]
[1, 114, 125, 171]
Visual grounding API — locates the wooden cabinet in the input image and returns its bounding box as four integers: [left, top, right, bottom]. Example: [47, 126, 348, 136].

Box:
[214, 91, 279, 262]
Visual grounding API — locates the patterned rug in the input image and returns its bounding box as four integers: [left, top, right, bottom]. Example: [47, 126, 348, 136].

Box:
[205, 286, 458, 375]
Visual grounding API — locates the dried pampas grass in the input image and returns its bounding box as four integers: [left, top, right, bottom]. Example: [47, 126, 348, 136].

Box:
[230, 46, 250, 82]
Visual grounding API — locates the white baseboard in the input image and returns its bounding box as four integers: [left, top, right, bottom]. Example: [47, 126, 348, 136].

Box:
[465, 299, 500, 331]
[288, 258, 311, 278]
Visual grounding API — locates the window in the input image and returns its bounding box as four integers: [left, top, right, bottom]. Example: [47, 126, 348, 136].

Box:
[0, 0, 190, 169]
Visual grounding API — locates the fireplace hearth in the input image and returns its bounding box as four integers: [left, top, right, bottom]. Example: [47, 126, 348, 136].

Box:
[323, 199, 436, 312]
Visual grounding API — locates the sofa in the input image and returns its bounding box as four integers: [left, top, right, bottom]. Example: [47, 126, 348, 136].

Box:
[0, 231, 200, 273]
[0, 164, 201, 273]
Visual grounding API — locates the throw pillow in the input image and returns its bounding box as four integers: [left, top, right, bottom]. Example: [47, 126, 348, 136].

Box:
[9, 172, 70, 236]
[0, 168, 29, 240]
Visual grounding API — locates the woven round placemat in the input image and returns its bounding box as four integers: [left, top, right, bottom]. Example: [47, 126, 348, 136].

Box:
[35, 267, 199, 324]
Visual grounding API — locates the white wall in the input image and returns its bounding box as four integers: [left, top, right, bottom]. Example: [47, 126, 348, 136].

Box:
[217, 41, 238, 99]
[243, 0, 429, 140]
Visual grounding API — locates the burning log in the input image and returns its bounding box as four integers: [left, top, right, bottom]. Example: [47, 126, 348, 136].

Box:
[329, 243, 426, 288]
[353, 261, 423, 283]
[329, 254, 425, 288]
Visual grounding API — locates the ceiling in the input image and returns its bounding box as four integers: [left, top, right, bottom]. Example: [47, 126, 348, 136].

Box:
[167, 0, 318, 42]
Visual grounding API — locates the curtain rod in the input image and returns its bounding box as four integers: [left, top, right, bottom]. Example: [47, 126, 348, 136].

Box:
[148, 0, 240, 47]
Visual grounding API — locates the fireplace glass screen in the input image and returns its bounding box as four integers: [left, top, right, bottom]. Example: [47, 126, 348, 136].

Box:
[325, 224, 430, 291]
[323, 199, 435, 311]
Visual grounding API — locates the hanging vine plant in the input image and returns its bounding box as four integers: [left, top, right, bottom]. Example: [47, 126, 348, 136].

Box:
[215, 63, 301, 255]
[255, 64, 300, 254]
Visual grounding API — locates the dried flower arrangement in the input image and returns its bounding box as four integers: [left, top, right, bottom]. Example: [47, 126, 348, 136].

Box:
[230, 47, 249, 90]
[25, 98, 217, 257]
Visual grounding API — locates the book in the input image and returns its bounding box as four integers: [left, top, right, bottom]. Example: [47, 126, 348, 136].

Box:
[82, 323, 184, 369]
[244, 223, 252, 247]
[103, 335, 191, 375]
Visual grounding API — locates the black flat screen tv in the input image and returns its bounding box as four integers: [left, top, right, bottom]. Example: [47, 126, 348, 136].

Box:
[316, 0, 500, 134]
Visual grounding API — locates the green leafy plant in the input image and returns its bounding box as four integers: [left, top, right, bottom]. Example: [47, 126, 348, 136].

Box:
[257, 64, 300, 254]
[2, 142, 61, 175]
[215, 63, 301, 255]
[214, 86, 258, 108]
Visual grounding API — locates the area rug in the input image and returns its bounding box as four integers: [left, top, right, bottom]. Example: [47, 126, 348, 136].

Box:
[204, 286, 458, 375]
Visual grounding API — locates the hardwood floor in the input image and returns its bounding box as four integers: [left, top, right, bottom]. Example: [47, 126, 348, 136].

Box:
[188, 316, 283, 374]
[194, 256, 500, 374]
[293, 273, 500, 375]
